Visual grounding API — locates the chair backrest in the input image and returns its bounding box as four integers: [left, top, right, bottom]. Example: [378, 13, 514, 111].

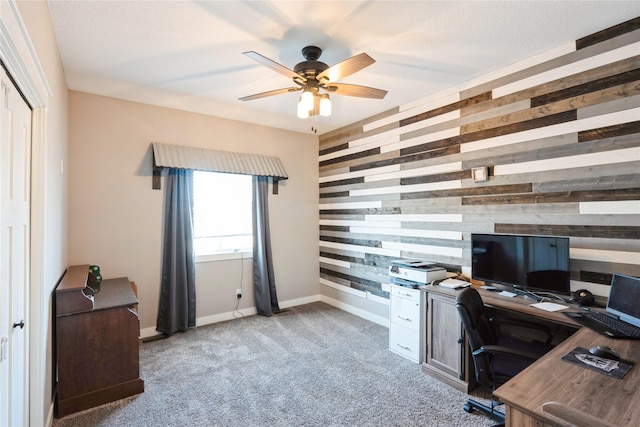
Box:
[455, 287, 497, 387]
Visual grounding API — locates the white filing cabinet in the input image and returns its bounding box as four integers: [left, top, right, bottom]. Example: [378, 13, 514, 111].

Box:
[389, 284, 425, 363]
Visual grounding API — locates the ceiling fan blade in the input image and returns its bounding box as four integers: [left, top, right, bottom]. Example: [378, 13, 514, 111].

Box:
[316, 53, 375, 83]
[325, 83, 387, 99]
[239, 87, 301, 101]
[243, 51, 305, 83]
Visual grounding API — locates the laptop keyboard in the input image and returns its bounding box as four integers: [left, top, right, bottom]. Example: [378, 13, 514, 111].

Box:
[582, 311, 640, 339]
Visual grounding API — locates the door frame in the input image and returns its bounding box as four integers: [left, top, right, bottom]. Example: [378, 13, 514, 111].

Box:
[1, 0, 51, 425]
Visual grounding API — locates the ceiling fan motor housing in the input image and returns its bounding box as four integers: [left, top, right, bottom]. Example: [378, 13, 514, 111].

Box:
[294, 46, 329, 81]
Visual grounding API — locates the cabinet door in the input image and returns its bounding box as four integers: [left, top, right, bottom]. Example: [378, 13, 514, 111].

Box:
[426, 293, 465, 380]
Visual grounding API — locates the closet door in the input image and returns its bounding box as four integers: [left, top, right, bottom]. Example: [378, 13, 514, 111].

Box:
[0, 66, 32, 427]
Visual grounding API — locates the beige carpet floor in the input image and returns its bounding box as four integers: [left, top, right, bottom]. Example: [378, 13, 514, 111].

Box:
[52, 301, 498, 426]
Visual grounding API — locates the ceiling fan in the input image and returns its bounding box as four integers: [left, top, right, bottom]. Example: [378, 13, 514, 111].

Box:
[239, 46, 387, 118]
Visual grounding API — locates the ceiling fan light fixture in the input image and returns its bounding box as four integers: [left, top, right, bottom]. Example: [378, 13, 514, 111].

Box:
[319, 94, 331, 117]
[300, 89, 314, 111]
[297, 97, 310, 119]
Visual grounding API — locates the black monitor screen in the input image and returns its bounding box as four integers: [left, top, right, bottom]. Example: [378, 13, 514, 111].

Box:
[471, 233, 571, 295]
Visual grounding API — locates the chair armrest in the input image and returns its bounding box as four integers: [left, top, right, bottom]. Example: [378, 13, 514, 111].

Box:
[473, 344, 542, 362]
[490, 316, 552, 344]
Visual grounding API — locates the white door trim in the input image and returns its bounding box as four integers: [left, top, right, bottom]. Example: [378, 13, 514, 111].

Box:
[1, 0, 52, 425]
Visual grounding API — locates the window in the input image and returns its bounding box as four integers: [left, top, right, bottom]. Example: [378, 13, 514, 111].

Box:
[193, 171, 253, 258]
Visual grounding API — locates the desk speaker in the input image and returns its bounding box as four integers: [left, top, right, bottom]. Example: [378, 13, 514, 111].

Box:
[573, 289, 594, 306]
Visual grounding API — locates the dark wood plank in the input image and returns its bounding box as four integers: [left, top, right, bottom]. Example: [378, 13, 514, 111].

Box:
[576, 17, 640, 50]
[578, 121, 640, 142]
[319, 177, 364, 188]
[401, 170, 470, 185]
[319, 142, 349, 156]
[579, 271, 613, 286]
[400, 135, 460, 156]
[320, 236, 382, 247]
[572, 259, 640, 281]
[320, 267, 383, 289]
[402, 183, 532, 200]
[463, 188, 640, 205]
[494, 223, 640, 239]
[319, 147, 381, 167]
[319, 225, 350, 232]
[319, 207, 400, 215]
[351, 145, 460, 172]
[320, 191, 350, 199]
[319, 251, 359, 263]
[459, 110, 577, 144]
[531, 69, 640, 107]
[320, 149, 399, 174]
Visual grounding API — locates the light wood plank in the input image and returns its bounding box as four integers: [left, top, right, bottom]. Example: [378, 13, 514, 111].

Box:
[580, 200, 640, 214]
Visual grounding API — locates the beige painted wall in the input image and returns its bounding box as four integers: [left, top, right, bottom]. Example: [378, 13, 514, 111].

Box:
[67, 91, 319, 331]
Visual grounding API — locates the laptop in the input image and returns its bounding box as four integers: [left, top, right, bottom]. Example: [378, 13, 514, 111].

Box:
[563, 273, 640, 339]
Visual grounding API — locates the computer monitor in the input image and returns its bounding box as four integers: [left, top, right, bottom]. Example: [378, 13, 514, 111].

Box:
[471, 233, 571, 295]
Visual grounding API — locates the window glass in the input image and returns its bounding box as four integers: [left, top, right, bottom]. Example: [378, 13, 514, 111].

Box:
[193, 171, 253, 255]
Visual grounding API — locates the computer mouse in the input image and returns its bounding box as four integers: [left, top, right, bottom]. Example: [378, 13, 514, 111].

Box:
[588, 345, 620, 361]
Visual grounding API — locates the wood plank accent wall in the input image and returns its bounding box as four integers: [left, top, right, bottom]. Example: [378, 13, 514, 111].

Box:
[318, 17, 640, 302]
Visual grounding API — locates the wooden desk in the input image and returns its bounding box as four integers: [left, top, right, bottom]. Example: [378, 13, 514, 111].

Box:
[494, 324, 640, 426]
[477, 287, 583, 327]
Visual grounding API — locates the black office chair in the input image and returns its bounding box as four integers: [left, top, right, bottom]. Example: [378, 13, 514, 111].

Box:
[455, 287, 554, 427]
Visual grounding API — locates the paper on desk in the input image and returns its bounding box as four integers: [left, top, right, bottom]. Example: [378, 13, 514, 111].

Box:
[531, 302, 569, 312]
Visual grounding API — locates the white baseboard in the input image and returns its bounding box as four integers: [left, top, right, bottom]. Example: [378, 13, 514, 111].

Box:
[319, 294, 389, 327]
[278, 294, 321, 309]
[46, 401, 54, 426]
[140, 291, 388, 339]
[140, 294, 323, 339]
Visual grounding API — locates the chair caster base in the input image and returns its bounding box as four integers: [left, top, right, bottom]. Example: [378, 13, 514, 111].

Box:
[463, 398, 505, 426]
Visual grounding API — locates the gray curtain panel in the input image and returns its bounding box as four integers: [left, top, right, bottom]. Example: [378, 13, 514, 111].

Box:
[252, 175, 280, 316]
[157, 168, 196, 335]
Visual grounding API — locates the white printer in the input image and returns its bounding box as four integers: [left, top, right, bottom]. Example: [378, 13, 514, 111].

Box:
[389, 259, 446, 287]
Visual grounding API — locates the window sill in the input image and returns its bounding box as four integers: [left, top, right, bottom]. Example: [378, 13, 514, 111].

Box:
[195, 251, 253, 263]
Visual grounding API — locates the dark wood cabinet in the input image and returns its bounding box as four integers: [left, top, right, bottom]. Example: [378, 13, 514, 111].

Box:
[55, 265, 144, 417]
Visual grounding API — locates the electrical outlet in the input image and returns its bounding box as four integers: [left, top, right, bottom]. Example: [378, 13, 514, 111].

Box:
[235, 289, 242, 299]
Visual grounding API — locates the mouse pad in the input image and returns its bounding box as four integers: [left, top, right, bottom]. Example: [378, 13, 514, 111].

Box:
[561, 347, 634, 379]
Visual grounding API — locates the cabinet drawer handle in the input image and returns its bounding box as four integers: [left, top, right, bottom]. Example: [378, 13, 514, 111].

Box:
[399, 292, 413, 297]
[397, 316, 412, 322]
[396, 343, 411, 351]
[457, 337, 463, 344]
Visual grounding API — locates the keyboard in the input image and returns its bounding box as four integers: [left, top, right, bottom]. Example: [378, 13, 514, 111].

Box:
[564, 311, 640, 339]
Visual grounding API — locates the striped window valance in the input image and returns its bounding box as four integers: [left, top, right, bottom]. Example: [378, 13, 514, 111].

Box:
[152, 142, 288, 179]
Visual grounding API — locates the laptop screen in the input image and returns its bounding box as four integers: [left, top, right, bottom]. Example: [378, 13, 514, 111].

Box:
[607, 273, 640, 328]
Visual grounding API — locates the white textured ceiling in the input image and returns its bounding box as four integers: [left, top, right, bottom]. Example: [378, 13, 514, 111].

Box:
[46, 1, 639, 135]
